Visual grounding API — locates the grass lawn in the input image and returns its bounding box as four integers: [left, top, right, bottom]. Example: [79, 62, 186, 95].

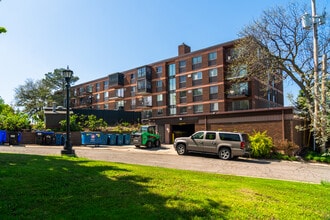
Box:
[0, 153, 329, 219]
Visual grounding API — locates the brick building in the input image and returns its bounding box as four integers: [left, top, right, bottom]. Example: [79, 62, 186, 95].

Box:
[70, 40, 304, 146]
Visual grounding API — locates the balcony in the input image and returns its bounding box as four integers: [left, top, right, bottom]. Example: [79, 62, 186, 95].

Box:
[108, 72, 124, 88]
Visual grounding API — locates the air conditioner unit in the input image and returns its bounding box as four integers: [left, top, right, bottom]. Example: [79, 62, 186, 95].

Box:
[187, 74, 191, 78]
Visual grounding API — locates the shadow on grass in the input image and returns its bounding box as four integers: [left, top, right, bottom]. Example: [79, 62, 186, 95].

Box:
[0, 153, 230, 219]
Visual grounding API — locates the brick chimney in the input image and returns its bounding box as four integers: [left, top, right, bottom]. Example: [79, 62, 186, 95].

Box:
[178, 43, 191, 56]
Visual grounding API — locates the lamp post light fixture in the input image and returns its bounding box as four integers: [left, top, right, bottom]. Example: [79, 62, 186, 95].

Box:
[61, 66, 75, 156]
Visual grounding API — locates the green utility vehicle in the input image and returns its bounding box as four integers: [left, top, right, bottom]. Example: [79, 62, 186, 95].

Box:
[131, 125, 161, 148]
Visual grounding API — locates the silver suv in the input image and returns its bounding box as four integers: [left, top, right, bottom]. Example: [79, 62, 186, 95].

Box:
[173, 131, 250, 160]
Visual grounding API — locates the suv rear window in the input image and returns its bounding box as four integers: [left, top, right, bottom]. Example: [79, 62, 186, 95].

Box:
[219, 133, 240, 141]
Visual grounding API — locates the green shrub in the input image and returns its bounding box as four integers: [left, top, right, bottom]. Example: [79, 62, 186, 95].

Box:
[249, 131, 273, 158]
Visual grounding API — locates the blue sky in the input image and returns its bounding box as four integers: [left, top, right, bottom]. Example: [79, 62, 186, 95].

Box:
[0, 0, 328, 106]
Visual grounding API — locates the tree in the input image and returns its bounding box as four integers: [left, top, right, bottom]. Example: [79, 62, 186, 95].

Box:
[14, 69, 79, 121]
[230, 2, 330, 152]
[42, 68, 79, 106]
[0, 27, 6, 34]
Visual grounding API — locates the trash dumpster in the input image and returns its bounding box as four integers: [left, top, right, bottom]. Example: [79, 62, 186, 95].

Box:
[9, 132, 21, 145]
[35, 131, 56, 145]
[116, 134, 124, 145]
[0, 130, 6, 145]
[123, 134, 131, 145]
[43, 131, 56, 145]
[81, 132, 107, 146]
[55, 133, 64, 145]
[107, 133, 117, 145]
[35, 131, 43, 145]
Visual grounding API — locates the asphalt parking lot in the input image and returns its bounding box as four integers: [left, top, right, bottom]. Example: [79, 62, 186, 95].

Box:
[0, 144, 329, 184]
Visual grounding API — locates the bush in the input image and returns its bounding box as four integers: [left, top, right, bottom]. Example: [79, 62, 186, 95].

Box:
[274, 139, 300, 156]
[249, 131, 273, 158]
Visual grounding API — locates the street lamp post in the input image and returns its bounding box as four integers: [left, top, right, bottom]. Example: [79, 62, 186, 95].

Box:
[61, 66, 75, 156]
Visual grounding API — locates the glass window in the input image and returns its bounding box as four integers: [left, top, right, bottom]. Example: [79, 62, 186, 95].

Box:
[210, 103, 219, 111]
[208, 52, 217, 60]
[192, 56, 202, 64]
[156, 66, 162, 74]
[179, 60, 186, 68]
[96, 83, 100, 92]
[104, 91, 108, 99]
[192, 132, 204, 139]
[180, 106, 187, 114]
[137, 67, 146, 78]
[228, 82, 248, 96]
[192, 72, 202, 80]
[226, 65, 247, 79]
[180, 91, 187, 98]
[116, 88, 124, 97]
[179, 75, 186, 83]
[104, 104, 109, 109]
[86, 85, 93, 93]
[137, 80, 146, 90]
[157, 94, 163, 102]
[169, 92, 176, 105]
[210, 86, 218, 94]
[104, 81, 109, 90]
[232, 100, 249, 110]
[131, 98, 136, 107]
[169, 78, 176, 91]
[193, 88, 203, 96]
[157, 108, 163, 115]
[206, 132, 216, 140]
[168, 63, 176, 77]
[209, 68, 218, 77]
[193, 104, 203, 113]
[156, 80, 162, 88]
[169, 106, 176, 115]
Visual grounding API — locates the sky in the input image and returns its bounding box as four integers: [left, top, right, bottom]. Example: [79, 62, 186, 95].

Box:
[0, 0, 329, 106]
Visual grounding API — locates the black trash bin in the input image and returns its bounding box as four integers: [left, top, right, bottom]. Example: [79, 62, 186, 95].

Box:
[43, 131, 56, 145]
[35, 131, 43, 145]
[9, 132, 20, 145]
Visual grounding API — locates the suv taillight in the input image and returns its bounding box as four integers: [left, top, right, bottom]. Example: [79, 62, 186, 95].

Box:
[240, 142, 245, 149]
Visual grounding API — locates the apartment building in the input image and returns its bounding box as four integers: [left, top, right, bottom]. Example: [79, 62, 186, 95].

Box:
[70, 40, 299, 145]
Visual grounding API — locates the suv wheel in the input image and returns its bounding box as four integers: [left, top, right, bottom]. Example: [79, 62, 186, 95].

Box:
[176, 143, 187, 155]
[219, 147, 231, 160]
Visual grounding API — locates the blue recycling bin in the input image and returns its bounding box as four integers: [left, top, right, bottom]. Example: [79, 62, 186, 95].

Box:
[107, 133, 117, 145]
[55, 133, 64, 145]
[123, 134, 131, 145]
[81, 132, 107, 146]
[0, 130, 6, 144]
[116, 134, 124, 145]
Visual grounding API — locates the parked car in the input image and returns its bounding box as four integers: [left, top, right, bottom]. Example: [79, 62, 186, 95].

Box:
[173, 131, 250, 160]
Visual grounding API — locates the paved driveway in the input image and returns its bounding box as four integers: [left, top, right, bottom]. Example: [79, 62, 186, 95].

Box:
[0, 144, 329, 184]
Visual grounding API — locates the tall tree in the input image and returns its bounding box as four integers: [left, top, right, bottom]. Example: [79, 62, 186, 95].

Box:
[42, 68, 79, 106]
[230, 2, 330, 152]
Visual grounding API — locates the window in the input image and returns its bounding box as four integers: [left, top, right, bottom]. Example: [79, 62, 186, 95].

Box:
[193, 88, 203, 96]
[192, 56, 202, 70]
[179, 60, 186, 73]
[115, 100, 124, 109]
[104, 81, 109, 90]
[104, 104, 109, 109]
[130, 73, 136, 83]
[116, 88, 124, 98]
[180, 106, 187, 114]
[192, 72, 202, 80]
[232, 100, 249, 110]
[228, 82, 248, 97]
[142, 96, 152, 106]
[209, 68, 218, 77]
[157, 94, 163, 102]
[226, 65, 247, 79]
[219, 133, 240, 141]
[179, 75, 186, 83]
[156, 66, 162, 74]
[180, 91, 187, 103]
[96, 83, 100, 92]
[193, 104, 203, 113]
[169, 78, 176, 91]
[86, 85, 93, 93]
[210, 86, 218, 94]
[96, 93, 100, 102]
[208, 52, 217, 66]
[169, 106, 176, 115]
[104, 91, 109, 101]
[192, 131, 204, 139]
[210, 103, 219, 112]
[157, 108, 163, 115]
[168, 63, 176, 77]
[131, 98, 136, 109]
[208, 52, 217, 61]
[206, 132, 216, 140]
[156, 80, 162, 88]
[137, 67, 146, 78]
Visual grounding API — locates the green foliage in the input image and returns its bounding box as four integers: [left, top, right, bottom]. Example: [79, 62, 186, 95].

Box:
[59, 114, 82, 132]
[305, 151, 330, 163]
[81, 114, 108, 131]
[0, 27, 6, 33]
[0, 101, 31, 131]
[249, 131, 273, 158]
